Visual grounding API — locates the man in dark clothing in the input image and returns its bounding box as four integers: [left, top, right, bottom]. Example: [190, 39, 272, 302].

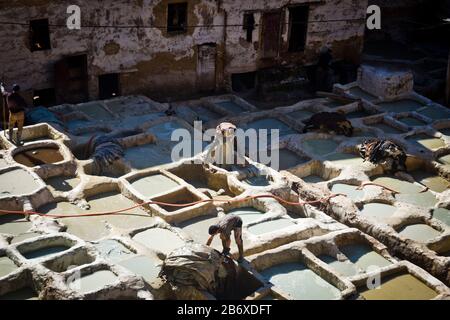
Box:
[315, 47, 333, 92]
[1, 83, 27, 144]
[207, 214, 244, 262]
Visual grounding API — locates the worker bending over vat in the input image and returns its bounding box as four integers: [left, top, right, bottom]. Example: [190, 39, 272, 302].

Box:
[207, 214, 244, 262]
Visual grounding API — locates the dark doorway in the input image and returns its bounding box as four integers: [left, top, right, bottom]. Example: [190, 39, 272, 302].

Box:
[288, 6, 309, 52]
[33, 88, 56, 107]
[243, 13, 255, 42]
[29, 19, 51, 52]
[55, 54, 89, 104]
[231, 72, 256, 92]
[99, 73, 120, 99]
[197, 44, 216, 92]
[167, 2, 188, 33]
[261, 11, 281, 58]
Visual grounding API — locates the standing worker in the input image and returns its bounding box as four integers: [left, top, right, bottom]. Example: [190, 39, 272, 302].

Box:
[206, 214, 244, 262]
[1, 83, 27, 145]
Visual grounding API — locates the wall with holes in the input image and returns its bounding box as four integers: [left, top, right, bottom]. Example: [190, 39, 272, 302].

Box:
[0, 0, 367, 103]
[223, 0, 368, 77]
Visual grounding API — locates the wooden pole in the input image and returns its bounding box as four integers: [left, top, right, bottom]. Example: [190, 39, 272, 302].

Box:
[1, 86, 7, 136]
[446, 49, 450, 107]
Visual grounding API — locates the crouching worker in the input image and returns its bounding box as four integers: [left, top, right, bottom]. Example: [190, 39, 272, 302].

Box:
[207, 214, 244, 262]
[1, 83, 27, 145]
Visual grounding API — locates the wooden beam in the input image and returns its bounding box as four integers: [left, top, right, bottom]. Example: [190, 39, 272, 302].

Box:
[446, 50, 450, 107]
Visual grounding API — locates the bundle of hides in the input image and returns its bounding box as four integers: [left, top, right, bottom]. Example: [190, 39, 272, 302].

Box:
[159, 243, 237, 297]
[89, 130, 139, 168]
[359, 138, 407, 172]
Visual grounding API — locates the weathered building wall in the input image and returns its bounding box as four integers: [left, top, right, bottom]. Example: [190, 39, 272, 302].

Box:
[222, 0, 368, 80]
[0, 0, 367, 104]
[0, 0, 224, 102]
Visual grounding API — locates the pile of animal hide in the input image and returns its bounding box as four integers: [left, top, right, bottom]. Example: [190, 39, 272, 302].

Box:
[88, 130, 140, 170]
[159, 243, 237, 299]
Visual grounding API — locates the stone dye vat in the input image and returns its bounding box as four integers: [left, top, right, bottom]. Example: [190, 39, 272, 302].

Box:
[152, 188, 201, 213]
[407, 134, 446, 151]
[0, 168, 40, 197]
[39, 192, 152, 241]
[318, 255, 358, 277]
[21, 245, 71, 260]
[438, 154, 450, 165]
[359, 203, 398, 222]
[371, 175, 437, 207]
[371, 175, 423, 194]
[216, 100, 246, 114]
[147, 121, 187, 141]
[66, 119, 91, 131]
[371, 123, 403, 134]
[347, 87, 377, 101]
[378, 100, 424, 113]
[0, 287, 38, 300]
[323, 99, 345, 108]
[132, 228, 185, 255]
[77, 102, 114, 120]
[419, 106, 450, 120]
[247, 218, 296, 236]
[277, 149, 309, 170]
[318, 243, 392, 277]
[228, 207, 265, 225]
[260, 262, 341, 300]
[244, 118, 296, 137]
[68, 270, 118, 294]
[353, 130, 376, 138]
[130, 174, 179, 198]
[0, 255, 18, 278]
[325, 153, 364, 166]
[432, 208, 450, 226]
[346, 110, 373, 119]
[410, 171, 450, 193]
[358, 273, 438, 300]
[191, 106, 223, 122]
[339, 244, 391, 272]
[124, 144, 173, 169]
[43, 250, 95, 273]
[16, 236, 75, 261]
[0, 215, 32, 235]
[397, 224, 441, 242]
[289, 110, 314, 120]
[331, 184, 364, 201]
[169, 164, 234, 197]
[45, 176, 80, 193]
[118, 255, 161, 284]
[395, 192, 437, 208]
[398, 117, 426, 127]
[94, 240, 134, 263]
[13, 147, 64, 167]
[302, 139, 338, 156]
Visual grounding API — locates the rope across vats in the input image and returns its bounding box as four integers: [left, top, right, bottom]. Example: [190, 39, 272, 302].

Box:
[0, 193, 345, 219]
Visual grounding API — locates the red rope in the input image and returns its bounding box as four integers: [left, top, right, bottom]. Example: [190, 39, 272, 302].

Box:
[0, 193, 345, 219]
